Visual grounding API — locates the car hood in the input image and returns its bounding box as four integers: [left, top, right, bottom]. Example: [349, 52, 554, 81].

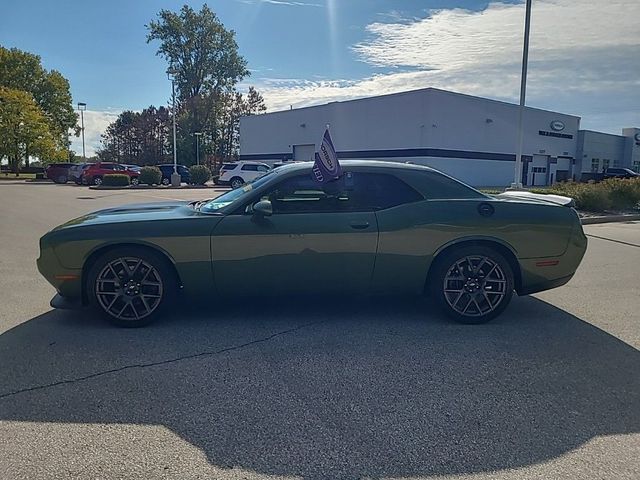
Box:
[53, 201, 201, 230]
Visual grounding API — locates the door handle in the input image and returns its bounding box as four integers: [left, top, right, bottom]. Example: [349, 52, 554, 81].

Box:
[349, 221, 370, 230]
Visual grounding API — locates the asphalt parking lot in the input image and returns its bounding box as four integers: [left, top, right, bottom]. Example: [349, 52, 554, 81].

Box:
[0, 180, 638, 480]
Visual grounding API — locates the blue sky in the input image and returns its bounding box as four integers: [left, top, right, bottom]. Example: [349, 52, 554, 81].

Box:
[1, 0, 638, 155]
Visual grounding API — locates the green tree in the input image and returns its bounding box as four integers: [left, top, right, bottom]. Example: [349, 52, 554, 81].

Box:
[0, 87, 63, 173]
[98, 106, 171, 165]
[0, 46, 79, 161]
[146, 4, 249, 100]
[147, 4, 251, 167]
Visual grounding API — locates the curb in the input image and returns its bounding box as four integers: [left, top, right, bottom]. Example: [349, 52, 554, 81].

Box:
[581, 214, 640, 225]
[88, 185, 227, 191]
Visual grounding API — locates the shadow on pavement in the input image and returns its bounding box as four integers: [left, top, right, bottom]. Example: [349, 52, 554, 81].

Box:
[0, 296, 638, 479]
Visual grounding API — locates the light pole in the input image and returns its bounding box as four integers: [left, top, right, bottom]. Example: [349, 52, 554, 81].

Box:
[77, 102, 87, 161]
[194, 132, 202, 166]
[510, 0, 533, 190]
[167, 68, 180, 187]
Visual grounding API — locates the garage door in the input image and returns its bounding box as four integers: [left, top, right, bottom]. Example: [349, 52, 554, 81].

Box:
[293, 144, 315, 162]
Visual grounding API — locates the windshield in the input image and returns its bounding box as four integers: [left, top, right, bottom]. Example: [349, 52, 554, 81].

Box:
[199, 171, 277, 213]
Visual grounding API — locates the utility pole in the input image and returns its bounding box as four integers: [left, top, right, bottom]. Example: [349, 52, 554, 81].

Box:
[167, 69, 180, 187]
[194, 132, 202, 166]
[511, 0, 532, 190]
[77, 102, 87, 161]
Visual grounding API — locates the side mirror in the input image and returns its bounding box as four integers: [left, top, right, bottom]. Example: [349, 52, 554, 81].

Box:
[253, 200, 273, 216]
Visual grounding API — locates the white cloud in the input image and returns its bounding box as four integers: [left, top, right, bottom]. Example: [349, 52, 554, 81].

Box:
[69, 109, 121, 157]
[237, 0, 322, 7]
[258, 0, 640, 134]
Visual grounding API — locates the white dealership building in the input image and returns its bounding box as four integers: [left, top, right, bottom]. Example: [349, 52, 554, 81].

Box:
[239, 88, 640, 187]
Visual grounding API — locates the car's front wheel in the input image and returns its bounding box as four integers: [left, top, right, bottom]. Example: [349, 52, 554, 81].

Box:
[87, 247, 177, 327]
[130, 177, 140, 186]
[92, 176, 103, 186]
[161, 177, 170, 186]
[429, 246, 514, 324]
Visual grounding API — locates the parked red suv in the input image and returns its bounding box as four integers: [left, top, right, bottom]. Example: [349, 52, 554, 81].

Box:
[81, 163, 140, 186]
[45, 163, 75, 183]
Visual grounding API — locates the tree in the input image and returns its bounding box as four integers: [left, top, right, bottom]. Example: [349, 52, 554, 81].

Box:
[0, 46, 79, 159]
[0, 87, 63, 172]
[216, 87, 266, 163]
[146, 4, 249, 101]
[98, 106, 171, 165]
[147, 4, 251, 167]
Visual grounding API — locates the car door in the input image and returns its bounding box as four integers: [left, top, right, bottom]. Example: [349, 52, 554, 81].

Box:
[211, 172, 379, 296]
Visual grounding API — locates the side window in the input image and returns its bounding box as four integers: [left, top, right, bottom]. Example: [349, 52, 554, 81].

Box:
[102, 164, 114, 170]
[260, 172, 422, 214]
[257, 165, 270, 172]
[242, 164, 258, 171]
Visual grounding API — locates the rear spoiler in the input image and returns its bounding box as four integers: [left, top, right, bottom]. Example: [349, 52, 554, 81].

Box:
[495, 190, 575, 207]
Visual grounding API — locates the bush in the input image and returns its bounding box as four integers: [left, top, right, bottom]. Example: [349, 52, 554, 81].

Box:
[540, 178, 640, 212]
[189, 165, 211, 185]
[139, 166, 162, 185]
[602, 178, 640, 210]
[572, 186, 612, 212]
[102, 174, 130, 187]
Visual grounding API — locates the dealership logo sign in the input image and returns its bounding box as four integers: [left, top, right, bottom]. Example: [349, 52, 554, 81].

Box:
[550, 120, 565, 132]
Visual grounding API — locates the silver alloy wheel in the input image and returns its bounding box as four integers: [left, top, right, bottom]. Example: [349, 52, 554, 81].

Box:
[443, 255, 507, 317]
[162, 177, 170, 185]
[93, 177, 102, 185]
[95, 257, 164, 321]
[231, 178, 243, 189]
[131, 177, 139, 186]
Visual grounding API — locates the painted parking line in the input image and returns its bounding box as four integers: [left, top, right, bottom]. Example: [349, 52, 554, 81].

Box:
[585, 234, 640, 248]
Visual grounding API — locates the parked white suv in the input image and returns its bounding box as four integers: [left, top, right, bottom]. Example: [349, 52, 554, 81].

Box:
[218, 161, 271, 188]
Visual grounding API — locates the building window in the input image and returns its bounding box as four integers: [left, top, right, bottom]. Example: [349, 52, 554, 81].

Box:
[633, 161, 640, 173]
[532, 167, 547, 173]
[602, 159, 610, 170]
[591, 158, 599, 172]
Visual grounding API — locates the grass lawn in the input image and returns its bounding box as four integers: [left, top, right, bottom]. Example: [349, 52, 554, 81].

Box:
[0, 173, 37, 180]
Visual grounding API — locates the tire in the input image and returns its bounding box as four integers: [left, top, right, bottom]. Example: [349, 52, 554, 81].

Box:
[54, 175, 68, 184]
[87, 247, 178, 327]
[429, 245, 514, 324]
[161, 177, 170, 186]
[130, 177, 140, 186]
[230, 177, 244, 189]
[92, 176, 103, 186]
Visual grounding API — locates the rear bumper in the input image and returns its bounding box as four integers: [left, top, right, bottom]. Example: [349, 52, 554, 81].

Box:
[518, 274, 575, 295]
[517, 221, 587, 295]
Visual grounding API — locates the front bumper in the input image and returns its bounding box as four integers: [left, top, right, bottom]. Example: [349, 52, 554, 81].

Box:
[37, 245, 83, 301]
[50, 293, 84, 310]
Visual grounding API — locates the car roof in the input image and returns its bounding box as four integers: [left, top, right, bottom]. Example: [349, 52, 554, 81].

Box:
[274, 159, 439, 174]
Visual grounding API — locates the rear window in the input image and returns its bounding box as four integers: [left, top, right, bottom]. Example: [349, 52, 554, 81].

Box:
[221, 163, 237, 170]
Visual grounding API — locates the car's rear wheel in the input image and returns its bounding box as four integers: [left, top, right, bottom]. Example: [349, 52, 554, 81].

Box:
[54, 175, 68, 184]
[429, 246, 514, 324]
[161, 177, 170, 186]
[87, 247, 177, 327]
[230, 177, 244, 189]
[92, 176, 103, 186]
[130, 177, 140, 186]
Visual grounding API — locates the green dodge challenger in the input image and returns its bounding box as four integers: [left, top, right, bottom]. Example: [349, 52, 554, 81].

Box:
[37, 161, 587, 327]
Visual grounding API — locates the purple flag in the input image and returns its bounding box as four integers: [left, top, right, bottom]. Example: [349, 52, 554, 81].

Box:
[312, 127, 341, 183]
